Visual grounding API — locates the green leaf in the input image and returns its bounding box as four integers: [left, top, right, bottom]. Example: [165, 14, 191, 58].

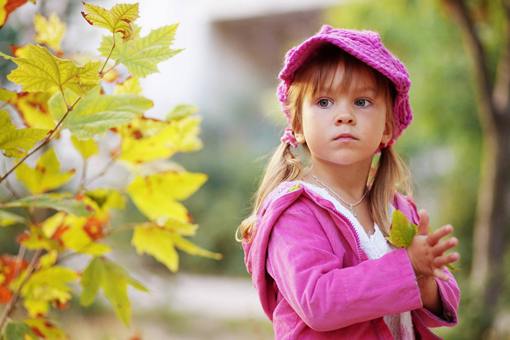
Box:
[80, 257, 104, 306]
[0, 210, 25, 227]
[2, 193, 91, 216]
[4, 321, 37, 340]
[166, 104, 198, 120]
[0, 44, 100, 95]
[82, 3, 139, 39]
[0, 110, 47, 158]
[80, 257, 148, 326]
[15, 148, 75, 194]
[49, 90, 152, 139]
[99, 24, 182, 77]
[386, 210, 418, 248]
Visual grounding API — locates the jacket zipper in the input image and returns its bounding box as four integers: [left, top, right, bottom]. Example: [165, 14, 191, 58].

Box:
[300, 184, 366, 262]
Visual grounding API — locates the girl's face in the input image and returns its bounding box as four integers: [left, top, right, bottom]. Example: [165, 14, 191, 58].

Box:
[300, 62, 392, 168]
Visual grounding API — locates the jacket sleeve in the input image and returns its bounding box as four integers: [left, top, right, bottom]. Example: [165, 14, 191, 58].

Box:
[411, 268, 460, 327]
[401, 195, 461, 327]
[266, 203, 423, 332]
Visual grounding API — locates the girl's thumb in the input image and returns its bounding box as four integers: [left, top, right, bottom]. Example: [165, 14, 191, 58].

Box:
[417, 209, 429, 235]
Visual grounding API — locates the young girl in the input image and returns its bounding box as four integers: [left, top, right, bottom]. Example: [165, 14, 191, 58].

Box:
[238, 25, 461, 339]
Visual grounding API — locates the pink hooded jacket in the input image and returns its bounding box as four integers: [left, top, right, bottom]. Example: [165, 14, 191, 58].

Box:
[242, 181, 460, 339]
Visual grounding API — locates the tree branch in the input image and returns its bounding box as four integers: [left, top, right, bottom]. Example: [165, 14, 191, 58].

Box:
[442, 0, 497, 130]
[493, 0, 510, 121]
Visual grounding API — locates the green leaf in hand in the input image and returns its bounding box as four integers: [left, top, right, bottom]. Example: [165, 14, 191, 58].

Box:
[386, 210, 417, 248]
[387, 210, 459, 272]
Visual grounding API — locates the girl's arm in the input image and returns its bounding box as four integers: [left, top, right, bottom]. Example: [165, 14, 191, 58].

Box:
[412, 269, 460, 327]
[266, 204, 423, 332]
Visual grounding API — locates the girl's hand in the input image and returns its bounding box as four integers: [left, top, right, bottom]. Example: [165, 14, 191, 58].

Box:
[406, 209, 460, 281]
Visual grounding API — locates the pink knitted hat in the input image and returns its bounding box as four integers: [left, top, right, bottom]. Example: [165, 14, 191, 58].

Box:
[278, 25, 412, 149]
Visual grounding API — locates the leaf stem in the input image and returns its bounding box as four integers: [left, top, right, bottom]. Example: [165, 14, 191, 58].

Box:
[0, 95, 81, 185]
[99, 34, 116, 77]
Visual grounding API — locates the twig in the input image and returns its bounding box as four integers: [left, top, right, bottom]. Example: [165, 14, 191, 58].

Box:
[78, 158, 88, 193]
[0, 249, 43, 333]
[84, 155, 118, 188]
[0, 95, 81, 185]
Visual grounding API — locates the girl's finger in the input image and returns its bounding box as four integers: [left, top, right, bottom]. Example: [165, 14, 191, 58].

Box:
[433, 252, 460, 268]
[427, 225, 454, 246]
[433, 267, 449, 281]
[432, 237, 458, 257]
[417, 209, 430, 235]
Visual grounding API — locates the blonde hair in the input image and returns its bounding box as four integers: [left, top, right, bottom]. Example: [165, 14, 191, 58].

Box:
[237, 44, 413, 242]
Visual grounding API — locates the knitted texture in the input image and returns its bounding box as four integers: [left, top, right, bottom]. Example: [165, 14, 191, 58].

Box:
[277, 25, 413, 144]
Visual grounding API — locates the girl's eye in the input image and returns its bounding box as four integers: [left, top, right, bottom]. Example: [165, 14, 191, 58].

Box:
[354, 98, 371, 107]
[317, 98, 333, 108]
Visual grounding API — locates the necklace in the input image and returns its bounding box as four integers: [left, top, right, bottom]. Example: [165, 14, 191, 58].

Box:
[311, 175, 369, 218]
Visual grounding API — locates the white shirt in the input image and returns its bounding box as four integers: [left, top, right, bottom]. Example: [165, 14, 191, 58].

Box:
[298, 181, 415, 340]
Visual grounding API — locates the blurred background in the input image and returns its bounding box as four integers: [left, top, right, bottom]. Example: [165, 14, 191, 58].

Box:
[1, 0, 508, 339]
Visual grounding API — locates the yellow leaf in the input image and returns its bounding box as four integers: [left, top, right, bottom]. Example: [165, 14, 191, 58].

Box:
[0, 45, 100, 95]
[34, 13, 66, 51]
[38, 250, 58, 269]
[40, 212, 110, 255]
[71, 135, 98, 159]
[11, 92, 54, 129]
[15, 148, 75, 194]
[20, 266, 78, 317]
[0, 110, 47, 157]
[0, 88, 16, 102]
[127, 171, 207, 223]
[82, 2, 139, 39]
[113, 77, 141, 95]
[132, 226, 179, 272]
[132, 226, 221, 273]
[18, 225, 60, 251]
[60, 219, 111, 255]
[172, 233, 222, 260]
[40, 212, 66, 238]
[84, 188, 125, 215]
[24, 318, 67, 340]
[120, 115, 202, 163]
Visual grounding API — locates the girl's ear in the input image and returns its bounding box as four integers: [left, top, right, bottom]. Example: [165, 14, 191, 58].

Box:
[295, 132, 305, 144]
[381, 121, 392, 145]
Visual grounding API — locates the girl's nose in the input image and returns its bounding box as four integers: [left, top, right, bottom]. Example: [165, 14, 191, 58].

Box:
[335, 108, 355, 125]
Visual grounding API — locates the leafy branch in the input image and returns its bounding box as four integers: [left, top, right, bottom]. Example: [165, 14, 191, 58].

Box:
[0, 95, 81, 185]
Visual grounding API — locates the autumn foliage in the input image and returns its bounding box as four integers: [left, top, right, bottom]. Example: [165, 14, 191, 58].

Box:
[0, 2, 220, 338]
